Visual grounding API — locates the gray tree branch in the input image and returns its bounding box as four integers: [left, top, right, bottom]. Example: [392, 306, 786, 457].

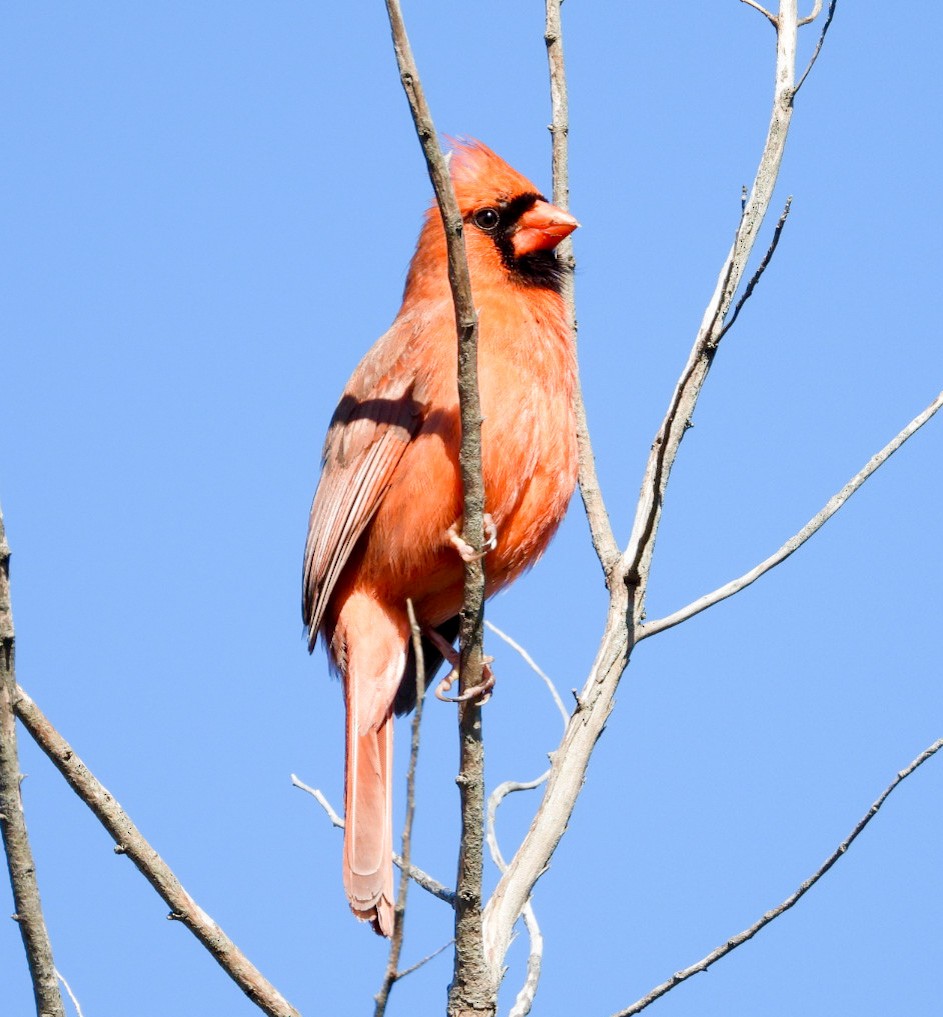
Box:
[13, 685, 301, 1017]
[0, 510, 66, 1017]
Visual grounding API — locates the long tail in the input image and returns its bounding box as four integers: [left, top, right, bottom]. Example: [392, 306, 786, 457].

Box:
[343, 692, 395, 936]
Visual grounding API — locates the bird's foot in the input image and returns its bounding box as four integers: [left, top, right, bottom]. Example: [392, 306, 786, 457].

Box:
[435, 661, 495, 704]
[446, 514, 497, 563]
[426, 627, 495, 704]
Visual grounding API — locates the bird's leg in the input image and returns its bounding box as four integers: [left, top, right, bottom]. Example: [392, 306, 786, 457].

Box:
[425, 627, 495, 704]
[446, 513, 497, 563]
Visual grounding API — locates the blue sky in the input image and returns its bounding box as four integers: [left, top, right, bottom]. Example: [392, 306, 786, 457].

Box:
[3, 4, 941, 1015]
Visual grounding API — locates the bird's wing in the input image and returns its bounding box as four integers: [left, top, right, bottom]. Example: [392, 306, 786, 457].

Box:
[303, 333, 427, 649]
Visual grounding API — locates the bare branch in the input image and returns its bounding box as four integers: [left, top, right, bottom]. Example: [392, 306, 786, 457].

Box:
[612, 738, 943, 1017]
[14, 685, 301, 1017]
[486, 770, 550, 1016]
[484, 1, 807, 975]
[289, 774, 344, 827]
[507, 902, 545, 1017]
[0, 511, 66, 1017]
[798, 0, 823, 26]
[716, 197, 792, 344]
[485, 621, 568, 728]
[639, 387, 943, 639]
[623, 0, 801, 611]
[796, 0, 839, 94]
[545, 0, 620, 576]
[396, 939, 454, 980]
[382, 4, 490, 1011]
[375, 599, 426, 1017]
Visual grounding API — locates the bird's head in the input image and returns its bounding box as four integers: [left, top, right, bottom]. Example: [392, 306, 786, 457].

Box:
[405, 138, 579, 297]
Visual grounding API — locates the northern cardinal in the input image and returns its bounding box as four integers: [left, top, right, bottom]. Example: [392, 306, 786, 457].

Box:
[303, 139, 578, 936]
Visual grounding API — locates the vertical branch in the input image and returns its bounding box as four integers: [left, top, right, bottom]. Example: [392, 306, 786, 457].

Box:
[484, 0, 810, 975]
[0, 509, 67, 1017]
[382, 4, 491, 1015]
[623, 0, 800, 621]
[545, 0, 620, 577]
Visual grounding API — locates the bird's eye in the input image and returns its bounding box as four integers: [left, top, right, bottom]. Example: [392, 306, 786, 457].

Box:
[473, 208, 500, 232]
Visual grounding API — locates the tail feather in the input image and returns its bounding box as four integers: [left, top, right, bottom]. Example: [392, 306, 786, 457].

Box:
[344, 698, 395, 936]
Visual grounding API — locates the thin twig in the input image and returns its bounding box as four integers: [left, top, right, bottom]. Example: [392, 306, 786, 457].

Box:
[545, 0, 620, 577]
[382, 5, 490, 1012]
[796, 0, 838, 94]
[486, 771, 550, 1017]
[375, 599, 426, 1017]
[0, 510, 66, 1017]
[508, 902, 544, 1017]
[485, 621, 568, 728]
[14, 685, 301, 1017]
[612, 738, 943, 1016]
[55, 968, 85, 1017]
[638, 387, 943, 639]
[291, 775, 454, 903]
[289, 774, 344, 827]
[396, 939, 454, 980]
[798, 0, 823, 26]
[716, 197, 792, 344]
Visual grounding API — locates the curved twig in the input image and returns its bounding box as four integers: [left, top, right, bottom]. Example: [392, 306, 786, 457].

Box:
[485, 621, 568, 728]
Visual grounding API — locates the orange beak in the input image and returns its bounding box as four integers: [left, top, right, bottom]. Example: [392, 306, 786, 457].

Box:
[511, 199, 580, 257]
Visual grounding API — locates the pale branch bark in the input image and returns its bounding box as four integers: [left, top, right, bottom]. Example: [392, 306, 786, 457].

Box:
[486, 773, 550, 1017]
[382, 5, 490, 1015]
[612, 738, 943, 1017]
[623, 0, 801, 613]
[796, 0, 838, 95]
[484, 621, 568, 727]
[290, 775, 455, 904]
[545, 0, 621, 577]
[0, 511, 66, 1017]
[289, 774, 344, 828]
[13, 686, 301, 1017]
[639, 387, 943, 639]
[798, 0, 823, 27]
[375, 600, 426, 1017]
[484, 1, 816, 976]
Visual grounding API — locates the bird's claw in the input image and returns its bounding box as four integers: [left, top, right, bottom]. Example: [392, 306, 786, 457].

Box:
[446, 514, 497, 563]
[434, 657, 495, 704]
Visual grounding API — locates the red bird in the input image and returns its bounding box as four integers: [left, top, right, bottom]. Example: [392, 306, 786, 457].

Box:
[303, 139, 578, 936]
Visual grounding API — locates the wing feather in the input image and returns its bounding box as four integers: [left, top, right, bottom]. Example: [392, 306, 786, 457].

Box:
[302, 373, 425, 650]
